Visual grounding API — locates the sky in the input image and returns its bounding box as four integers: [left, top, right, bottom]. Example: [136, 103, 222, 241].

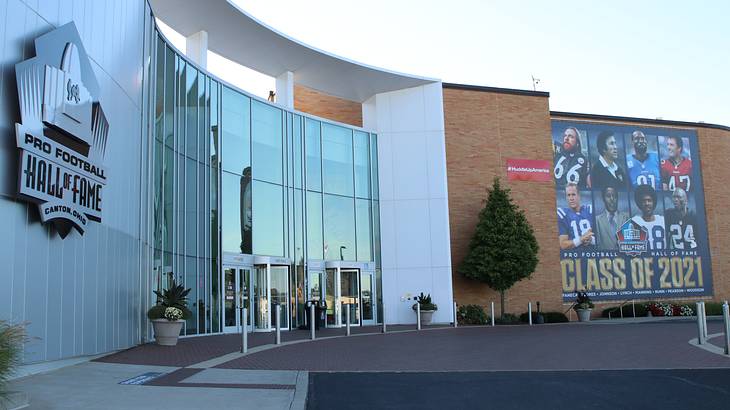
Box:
[159, 0, 730, 126]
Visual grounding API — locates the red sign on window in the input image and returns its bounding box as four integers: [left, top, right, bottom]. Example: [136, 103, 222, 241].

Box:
[506, 158, 552, 182]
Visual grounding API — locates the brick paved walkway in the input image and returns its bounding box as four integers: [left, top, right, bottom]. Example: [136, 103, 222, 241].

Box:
[217, 321, 730, 371]
[94, 324, 444, 367]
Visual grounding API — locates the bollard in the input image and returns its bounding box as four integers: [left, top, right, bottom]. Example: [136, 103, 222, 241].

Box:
[702, 302, 707, 341]
[454, 302, 458, 328]
[275, 304, 281, 345]
[345, 304, 351, 336]
[242, 307, 248, 353]
[722, 302, 730, 355]
[310, 304, 316, 340]
[696, 302, 705, 345]
[416, 303, 421, 330]
[632, 300, 636, 318]
[491, 301, 495, 327]
[528, 302, 533, 326]
[382, 303, 387, 334]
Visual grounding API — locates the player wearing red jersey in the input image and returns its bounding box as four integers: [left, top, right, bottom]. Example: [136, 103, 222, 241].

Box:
[660, 136, 692, 192]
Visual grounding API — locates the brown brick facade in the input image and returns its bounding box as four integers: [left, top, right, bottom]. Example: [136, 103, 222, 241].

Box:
[445, 85, 730, 318]
[293, 84, 362, 128]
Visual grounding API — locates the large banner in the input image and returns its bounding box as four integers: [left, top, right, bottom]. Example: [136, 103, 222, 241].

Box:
[551, 121, 712, 302]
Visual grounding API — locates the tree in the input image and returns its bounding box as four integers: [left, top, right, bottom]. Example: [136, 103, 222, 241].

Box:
[458, 177, 539, 318]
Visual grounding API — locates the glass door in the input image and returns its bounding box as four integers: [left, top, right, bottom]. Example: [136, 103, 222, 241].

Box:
[325, 268, 337, 327]
[253, 265, 269, 331]
[270, 266, 290, 330]
[340, 269, 360, 326]
[223, 267, 251, 333]
[360, 272, 375, 326]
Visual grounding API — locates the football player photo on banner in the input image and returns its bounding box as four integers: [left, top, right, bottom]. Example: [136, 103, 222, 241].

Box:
[551, 121, 712, 302]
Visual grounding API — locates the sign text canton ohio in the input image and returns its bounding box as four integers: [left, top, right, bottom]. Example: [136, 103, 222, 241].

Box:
[14, 23, 109, 237]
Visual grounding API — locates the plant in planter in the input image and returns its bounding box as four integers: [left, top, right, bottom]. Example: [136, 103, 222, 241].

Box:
[573, 291, 594, 322]
[412, 293, 438, 325]
[147, 280, 192, 346]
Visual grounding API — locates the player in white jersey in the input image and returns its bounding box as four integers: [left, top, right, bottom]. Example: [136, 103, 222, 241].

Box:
[631, 184, 666, 250]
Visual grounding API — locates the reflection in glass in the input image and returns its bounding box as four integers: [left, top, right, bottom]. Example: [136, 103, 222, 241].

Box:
[252, 101, 283, 184]
[370, 134, 379, 200]
[361, 273, 373, 321]
[355, 199, 372, 261]
[293, 115, 303, 189]
[305, 118, 322, 191]
[306, 191, 323, 259]
[221, 171, 252, 254]
[253, 180, 284, 257]
[221, 87, 250, 175]
[185, 64, 198, 159]
[322, 124, 354, 196]
[309, 272, 322, 301]
[323, 194, 355, 261]
[270, 266, 290, 329]
[254, 266, 268, 330]
[341, 270, 359, 324]
[325, 269, 336, 326]
[354, 131, 370, 198]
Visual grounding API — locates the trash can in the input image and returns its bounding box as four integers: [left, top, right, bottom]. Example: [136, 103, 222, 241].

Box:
[315, 301, 327, 330]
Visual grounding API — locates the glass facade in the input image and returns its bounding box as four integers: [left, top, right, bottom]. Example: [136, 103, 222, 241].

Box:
[149, 30, 381, 335]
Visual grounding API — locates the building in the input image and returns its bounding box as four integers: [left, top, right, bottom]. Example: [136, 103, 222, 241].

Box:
[0, 0, 727, 366]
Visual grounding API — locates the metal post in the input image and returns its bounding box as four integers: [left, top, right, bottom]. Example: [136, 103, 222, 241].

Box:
[528, 302, 533, 326]
[702, 302, 707, 340]
[491, 301, 495, 327]
[241, 307, 248, 353]
[416, 303, 421, 330]
[632, 300, 636, 318]
[720, 302, 730, 355]
[696, 302, 705, 345]
[620, 304, 624, 319]
[382, 303, 387, 333]
[454, 302, 458, 328]
[275, 304, 281, 345]
[310, 303, 316, 340]
[345, 304, 351, 336]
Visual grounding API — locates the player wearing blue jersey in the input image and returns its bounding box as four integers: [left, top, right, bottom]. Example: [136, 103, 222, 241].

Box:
[626, 130, 661, 189]
[558, 183, 595, 249]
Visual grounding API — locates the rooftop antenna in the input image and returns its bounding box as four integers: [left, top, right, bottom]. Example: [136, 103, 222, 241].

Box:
[531, 75, 541, 91]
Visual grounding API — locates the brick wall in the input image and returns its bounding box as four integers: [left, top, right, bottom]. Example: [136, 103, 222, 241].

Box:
[293, 84, 362, 127]
[445, 85, 730, 318]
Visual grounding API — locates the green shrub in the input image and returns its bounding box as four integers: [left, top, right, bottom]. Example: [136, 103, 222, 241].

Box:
[519, 311, 568, 323]
[704, 302, 724, 316]
[495, 313, 520, 325]
[411, 293, 438, 312]
[457, 304, 489, 325]
[0, 321, 26, 399]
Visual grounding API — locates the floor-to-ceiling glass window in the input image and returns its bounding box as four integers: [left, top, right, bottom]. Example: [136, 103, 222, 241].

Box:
[149, 27, 383, 336]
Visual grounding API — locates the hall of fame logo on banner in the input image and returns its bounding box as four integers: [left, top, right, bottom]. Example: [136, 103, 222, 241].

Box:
[14, 22, 109, 237]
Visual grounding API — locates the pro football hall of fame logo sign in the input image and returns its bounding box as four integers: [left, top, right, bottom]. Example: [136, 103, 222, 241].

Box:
[14, 23, 109, 238]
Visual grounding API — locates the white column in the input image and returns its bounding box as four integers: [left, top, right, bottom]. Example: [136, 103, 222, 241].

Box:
[362, 82, 452, 325]
[185, 30, 208, 68]
[275, 71, 294, 109]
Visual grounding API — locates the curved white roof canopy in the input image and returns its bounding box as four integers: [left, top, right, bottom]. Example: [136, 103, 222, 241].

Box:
[150, 0, 438, 102]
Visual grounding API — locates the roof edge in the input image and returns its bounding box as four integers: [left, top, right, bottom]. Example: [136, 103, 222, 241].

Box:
[442, 82, 549, 98]
[551, 111, 730, 132]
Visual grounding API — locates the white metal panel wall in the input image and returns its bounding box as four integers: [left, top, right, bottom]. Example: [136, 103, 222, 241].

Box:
[363, 82, 454, 325]
[0, 0, 148, 363]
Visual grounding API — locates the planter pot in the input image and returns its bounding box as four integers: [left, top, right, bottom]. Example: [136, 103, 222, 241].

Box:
[576, 308, 592, 322]
[419, 310, 436, 326]
[152, 319, 184, 346]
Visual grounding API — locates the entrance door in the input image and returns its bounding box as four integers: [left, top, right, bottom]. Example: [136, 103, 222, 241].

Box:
[324, 268, 337, 327]
[223, 266, 252, 333]
[360, 272, 375, 326]
[270, 266, 290, 330]
[340, 270, 360, 326]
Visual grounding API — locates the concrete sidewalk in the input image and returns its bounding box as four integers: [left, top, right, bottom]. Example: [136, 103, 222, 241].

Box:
[9, 362, 306, 410]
